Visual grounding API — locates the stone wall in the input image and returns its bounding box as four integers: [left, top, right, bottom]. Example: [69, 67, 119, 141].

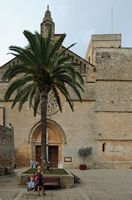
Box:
[95, 48, 132, 81]
[95, 140, 132, 169]
[91, 37, 132, 169]
[85, 34, 121, 64]
[0, 125, 14, 175]
[1, 32, 132, 169]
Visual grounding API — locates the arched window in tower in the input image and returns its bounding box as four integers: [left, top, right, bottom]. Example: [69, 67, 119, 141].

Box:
[84, 64, 86, 74]
[89, 56, 90, 62]
[102, 143, 106, 152]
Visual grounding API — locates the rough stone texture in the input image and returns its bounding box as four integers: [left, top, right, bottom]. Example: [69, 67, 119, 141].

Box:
[0, 12, 132, 169]
[91, 38, 132, 168]
[85, 34, 121, 64]
[0, 125, 14, 175]
[95, 81, 132, 112]
[95, 48, 132, 80]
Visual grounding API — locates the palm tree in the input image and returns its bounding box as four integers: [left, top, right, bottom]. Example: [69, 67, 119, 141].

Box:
[2, 28, 84, 167]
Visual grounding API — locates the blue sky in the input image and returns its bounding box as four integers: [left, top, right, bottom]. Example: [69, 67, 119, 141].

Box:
[0, 0, 132, 66]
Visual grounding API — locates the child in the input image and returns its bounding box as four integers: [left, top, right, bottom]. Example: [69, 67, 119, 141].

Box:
[27, 176, 35, 191]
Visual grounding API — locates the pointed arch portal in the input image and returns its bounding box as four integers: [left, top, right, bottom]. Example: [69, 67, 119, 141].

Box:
[30, 119, 66, 168]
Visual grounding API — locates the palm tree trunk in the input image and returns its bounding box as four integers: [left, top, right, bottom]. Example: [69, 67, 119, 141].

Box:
[40, 90, 48, 168]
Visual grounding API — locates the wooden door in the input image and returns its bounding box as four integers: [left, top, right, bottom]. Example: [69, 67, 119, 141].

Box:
[48, 146, 58, 168]
[36, 146, 41, 164]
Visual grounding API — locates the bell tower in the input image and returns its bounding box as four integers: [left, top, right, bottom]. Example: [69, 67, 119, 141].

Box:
[40, 5, 55, 37]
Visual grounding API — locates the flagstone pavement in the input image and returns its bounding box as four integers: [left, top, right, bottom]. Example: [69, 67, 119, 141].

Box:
[1, 168, 132, 200]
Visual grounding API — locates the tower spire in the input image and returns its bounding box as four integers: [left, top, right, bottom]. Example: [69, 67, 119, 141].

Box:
[40, 6, 55, 37]
[43, 5, 52, 22]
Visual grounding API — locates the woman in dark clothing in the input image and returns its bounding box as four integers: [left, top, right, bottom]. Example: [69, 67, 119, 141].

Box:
[34, 166, 45, 196]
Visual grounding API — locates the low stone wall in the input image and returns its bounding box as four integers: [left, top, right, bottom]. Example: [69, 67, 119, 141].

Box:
[0, 125, 14, 175]
[17, 170, 74, 188]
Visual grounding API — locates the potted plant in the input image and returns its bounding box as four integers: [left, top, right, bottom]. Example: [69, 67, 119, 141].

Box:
[78, 147, 92, 170]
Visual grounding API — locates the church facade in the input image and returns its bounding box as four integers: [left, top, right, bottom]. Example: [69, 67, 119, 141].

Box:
[0, 8, 132, 169]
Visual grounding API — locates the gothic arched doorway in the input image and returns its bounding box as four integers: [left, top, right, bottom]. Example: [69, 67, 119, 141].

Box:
[30, 120, 66, 168]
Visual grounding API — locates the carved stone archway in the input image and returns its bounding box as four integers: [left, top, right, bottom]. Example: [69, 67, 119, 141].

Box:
[29, 119, 66, 167]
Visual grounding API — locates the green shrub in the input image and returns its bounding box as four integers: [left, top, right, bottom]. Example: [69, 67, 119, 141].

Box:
[78, 147, 92, 164]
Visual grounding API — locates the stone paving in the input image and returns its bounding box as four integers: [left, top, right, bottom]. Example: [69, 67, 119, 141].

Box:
[1, 169, 132, 200]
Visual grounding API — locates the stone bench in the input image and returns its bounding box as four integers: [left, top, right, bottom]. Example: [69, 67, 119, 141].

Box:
[44, 176, 60, 187]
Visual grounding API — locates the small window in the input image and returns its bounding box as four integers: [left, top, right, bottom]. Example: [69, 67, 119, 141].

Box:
[102, 143, 106, 152]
